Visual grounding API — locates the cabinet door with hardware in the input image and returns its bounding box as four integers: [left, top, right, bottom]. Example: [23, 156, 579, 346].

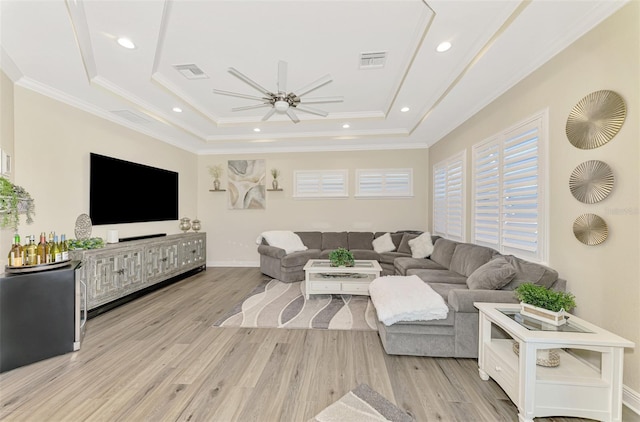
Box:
[179, 233, 206, 270]
[145, 241, 179, 283]
[86, 248, 143, 308]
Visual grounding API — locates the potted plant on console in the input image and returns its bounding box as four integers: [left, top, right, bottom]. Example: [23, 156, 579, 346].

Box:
[329, 247, 354, 267]
[514, 282, 576, 326]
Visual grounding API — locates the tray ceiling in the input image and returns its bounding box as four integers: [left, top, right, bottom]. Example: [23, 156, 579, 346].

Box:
[0, 0, 626, 154]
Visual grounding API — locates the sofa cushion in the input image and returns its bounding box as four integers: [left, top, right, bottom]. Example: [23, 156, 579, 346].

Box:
[322, 232, 348, 250]
[501, 255, 559, 289]
[449, 243, 496, 277]
[430, 238, 458, 269]
[350, 249, 380, 260]
[373, 232, 396, 253]
[408, 232, 434, 258]
[428, 282, 469, 303]
[407, 269, 468, 285]
[261, 231, 308, 254]
[348, 232, 374, 250]
[280, 249, 322, 268]
[398, 233, 419, 254]
[378, 251, 410, 265]
[466, 256, 516, 290]
[295, 231, 322, 250]
[394, 257, 446, 275]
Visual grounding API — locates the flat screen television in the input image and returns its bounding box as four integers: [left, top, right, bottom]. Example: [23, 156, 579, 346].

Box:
[90, 153, 178, 225]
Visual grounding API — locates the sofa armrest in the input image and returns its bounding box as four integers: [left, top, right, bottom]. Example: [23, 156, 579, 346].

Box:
[257, 244, 286, 259]
[448, 289, 518, 313]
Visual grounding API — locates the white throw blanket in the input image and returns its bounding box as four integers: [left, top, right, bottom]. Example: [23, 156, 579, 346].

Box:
[369, 275, 449, 326]
[255, 230, 308, 254]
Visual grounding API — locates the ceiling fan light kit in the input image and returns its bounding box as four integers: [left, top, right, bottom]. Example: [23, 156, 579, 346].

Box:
[213, 60, 343, 123]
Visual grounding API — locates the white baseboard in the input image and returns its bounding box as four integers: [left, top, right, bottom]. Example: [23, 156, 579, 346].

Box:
[624, 385, 640, 416]
[207, 260, 260, 267]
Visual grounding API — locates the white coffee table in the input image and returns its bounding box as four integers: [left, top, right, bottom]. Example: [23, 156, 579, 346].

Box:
[303, 259, 382, 299]
[475, 302, 635, 422]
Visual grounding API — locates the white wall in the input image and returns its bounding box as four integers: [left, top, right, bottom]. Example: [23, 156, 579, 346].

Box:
[11, 87, 198, 242]
[0, 70, 15, 260]
[198, 149, 429, 266]
[428, 2, 639, 394]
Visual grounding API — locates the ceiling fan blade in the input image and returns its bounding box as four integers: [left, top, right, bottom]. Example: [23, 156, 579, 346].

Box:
[212, 89, 267, 101]
[278, 61, 287, 93]
[261, 108, 277, 121]
[294, 74, 332, 97]
[231, 103, 271, 112]
[299, 96, 344, 104]
[286, 108, 300, 124]
[294, 104, 328, 117]
[228, 67, 272, 96]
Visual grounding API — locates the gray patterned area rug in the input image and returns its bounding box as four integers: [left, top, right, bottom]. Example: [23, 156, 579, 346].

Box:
[309, 384, 414, 422]
[213, 279, 377, 331]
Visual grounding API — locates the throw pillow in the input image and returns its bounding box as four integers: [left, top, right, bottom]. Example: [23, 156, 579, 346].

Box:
[408, 232, 434, 258]
[466, 256, 516, 290]
[397, 233, 419, 254]
[372, 232, 396, 253]
[261, 231, 308, 255]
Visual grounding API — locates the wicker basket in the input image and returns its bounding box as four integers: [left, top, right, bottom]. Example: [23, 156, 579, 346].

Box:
[512, 341, 560, 367]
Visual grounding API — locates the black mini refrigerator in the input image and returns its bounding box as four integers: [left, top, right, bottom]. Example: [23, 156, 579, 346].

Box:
[0, 261, 85, 373]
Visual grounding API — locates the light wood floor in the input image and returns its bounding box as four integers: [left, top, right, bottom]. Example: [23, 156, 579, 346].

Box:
[0, 267, 630, 421]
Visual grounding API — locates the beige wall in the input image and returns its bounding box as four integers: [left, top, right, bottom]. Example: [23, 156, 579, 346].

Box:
[11, 87, 198, 242]
[429, 2, 639, 392]
[198, 149, 429, 265]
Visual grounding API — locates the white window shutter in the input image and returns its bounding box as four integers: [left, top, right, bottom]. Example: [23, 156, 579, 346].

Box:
[473, 140, 500, 248]
[433, 151, 465, 241]
[356, 169, 413, 197]
[293, 170, 348, 198]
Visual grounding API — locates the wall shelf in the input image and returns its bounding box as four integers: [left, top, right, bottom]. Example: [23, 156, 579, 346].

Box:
[209, 189, 226, 192]
[267, 189, 283, 192]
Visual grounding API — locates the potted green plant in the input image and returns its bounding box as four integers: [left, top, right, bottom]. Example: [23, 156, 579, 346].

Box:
[0, 176, 35, 231]
[329, 247, 354, 267]
[514, 282, 576, 326]
[208, 164, 224, 191]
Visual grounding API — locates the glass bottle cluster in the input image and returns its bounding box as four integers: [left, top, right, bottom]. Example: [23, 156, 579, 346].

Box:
[7, 232, 69, 267]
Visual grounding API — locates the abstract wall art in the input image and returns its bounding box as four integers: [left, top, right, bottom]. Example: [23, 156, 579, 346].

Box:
[228, 159, 266, 209]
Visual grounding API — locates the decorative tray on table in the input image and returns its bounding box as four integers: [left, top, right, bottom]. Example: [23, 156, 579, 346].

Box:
[5, 259, 72, 274]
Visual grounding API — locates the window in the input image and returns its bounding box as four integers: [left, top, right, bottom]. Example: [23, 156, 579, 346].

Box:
[293, 170, 348, 198]
[472, 111, 547, 262]
[433, 152, 465, 241]
[355, 168, 413, 198]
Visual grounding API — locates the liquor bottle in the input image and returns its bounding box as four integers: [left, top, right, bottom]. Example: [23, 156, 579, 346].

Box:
[25, 235, 37, 266]
[37, 232, 47, 265]
[52, 235, 62, 263]
[60, 234, 69, 261]
[7, 235, 16, 266]
[46, 232, 55, 263]
[9, 234, 23, 266]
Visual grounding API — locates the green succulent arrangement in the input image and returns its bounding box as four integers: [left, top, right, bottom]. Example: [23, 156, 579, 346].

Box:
[68, 237, 105, 250]
[514, 282, 576, 312]
[0, 176, 35, 231]
[329, 247, 354, 267]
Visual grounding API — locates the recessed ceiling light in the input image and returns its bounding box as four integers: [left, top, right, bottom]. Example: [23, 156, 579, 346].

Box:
[342, 123, 350, 129]
[436, 41, 452, 53]
[172, 107, 182, 113]
[117, 37, 136, 49]
[400, 106, 410, 113]
[253, 128, 261, 132]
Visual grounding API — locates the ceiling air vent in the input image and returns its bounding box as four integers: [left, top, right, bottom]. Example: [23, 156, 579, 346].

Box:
[173, 64, 209, 79]
[111, 110, 151, 125]
[359, 51, 386, 69]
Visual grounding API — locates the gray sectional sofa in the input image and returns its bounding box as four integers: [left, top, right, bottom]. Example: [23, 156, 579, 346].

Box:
[258, 231, 422, 282]
[257, 231, 565, 359]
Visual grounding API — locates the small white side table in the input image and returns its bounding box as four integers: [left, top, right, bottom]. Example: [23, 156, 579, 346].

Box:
[475, 302, 634, 422]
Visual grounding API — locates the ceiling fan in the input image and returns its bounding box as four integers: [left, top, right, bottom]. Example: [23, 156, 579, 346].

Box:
[213, 61, 343, 123]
